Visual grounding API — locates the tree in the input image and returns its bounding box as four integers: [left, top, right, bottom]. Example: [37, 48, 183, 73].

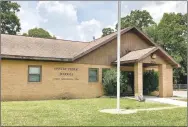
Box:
[24, 28, 56, 39]
[145, 13, 187, 84]
[101, 27, 114, 37]
[22, 33, 27, 36]
[143, 24, 159, 42]
[0, 1, 21, 34]
[115, 10, 155, 30]
[158, 13, 187, 84]
[101, 10, 155, 37]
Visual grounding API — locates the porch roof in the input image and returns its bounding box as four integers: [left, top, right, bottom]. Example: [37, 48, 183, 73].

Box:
[112, 47, 180, 67]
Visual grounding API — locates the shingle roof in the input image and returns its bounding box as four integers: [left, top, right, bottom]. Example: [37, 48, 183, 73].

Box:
[0, 26, 179, 67]
[1, 34, 89, 59]
[113, 47, 180, 68]
[1, 27, 133, 60]
[116, 47, 158, 63]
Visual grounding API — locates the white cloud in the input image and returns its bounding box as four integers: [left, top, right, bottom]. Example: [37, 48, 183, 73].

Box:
[121, 2, 129, 17]
[36, 1, 103, 41]
[105, 21, 117, 31]
[16, 2, 41, 34]
[16, 1, 103, 41]
[36, 1, 78, 22]
[16, 1, 187, 41]
[76, 19, 102, 41]
[142, 1, 187, 23]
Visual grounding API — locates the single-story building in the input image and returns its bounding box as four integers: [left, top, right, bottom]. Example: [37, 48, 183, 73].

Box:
[1, 27, 179, 101]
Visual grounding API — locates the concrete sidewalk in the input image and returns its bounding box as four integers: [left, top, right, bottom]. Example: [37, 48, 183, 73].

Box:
[173, 91, 187, 98]
[144, 96, 187, 107]
[124, 96, 187, 107]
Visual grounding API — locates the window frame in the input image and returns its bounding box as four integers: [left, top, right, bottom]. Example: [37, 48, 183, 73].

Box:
[28, 65, 42, 82]
[88, 68, 99, 82]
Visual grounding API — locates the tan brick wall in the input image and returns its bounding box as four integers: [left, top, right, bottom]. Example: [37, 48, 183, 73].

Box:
[1, 59, 173, 100]
[1, 60, 115, 101]
[134, 62, 143, 96]
[165, 65, 173, 97]
[158, 64, 173, 97]
[1, 60, 135, 101]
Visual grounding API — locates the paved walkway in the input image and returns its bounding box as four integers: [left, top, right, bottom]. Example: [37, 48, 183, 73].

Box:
[101, 96, 187, 114]
[144, 96, 187, 107]
[125, 96, 187, 107]
[173, 91, 187, 98]
[100, 106, 179, 114]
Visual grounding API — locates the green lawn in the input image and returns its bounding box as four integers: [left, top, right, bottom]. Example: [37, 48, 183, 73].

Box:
[1, 98, 187, 126]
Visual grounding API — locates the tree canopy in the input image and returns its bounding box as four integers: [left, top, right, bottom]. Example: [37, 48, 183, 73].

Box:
[145, 13, 187, 83]
[23, 28, 56, 39]
[0, 1, 21, 34]
[115, 10, 155, 30]
[101, 10, 155, 37]
[101, 27, 114, 37]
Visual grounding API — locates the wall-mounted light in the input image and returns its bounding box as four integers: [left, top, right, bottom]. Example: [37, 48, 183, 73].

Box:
[151, 53, 156, 59]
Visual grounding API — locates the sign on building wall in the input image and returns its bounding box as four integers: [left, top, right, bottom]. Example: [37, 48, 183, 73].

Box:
[53, 67, 79, 80]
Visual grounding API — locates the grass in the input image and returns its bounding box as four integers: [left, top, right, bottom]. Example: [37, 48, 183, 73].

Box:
[1, 98, 187, 126]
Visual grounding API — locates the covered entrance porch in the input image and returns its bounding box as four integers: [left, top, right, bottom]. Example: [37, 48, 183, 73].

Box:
[112, 47, 179, 98]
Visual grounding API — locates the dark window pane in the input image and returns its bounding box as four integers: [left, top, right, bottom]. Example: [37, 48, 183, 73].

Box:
[89, 68, 98, 82]
[89, 70, 97, 76]
[29, 74, 40, 82]
[89, 76, 97, 82]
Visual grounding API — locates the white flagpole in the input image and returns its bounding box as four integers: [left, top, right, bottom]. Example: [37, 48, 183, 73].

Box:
[117, 0, 121, 111]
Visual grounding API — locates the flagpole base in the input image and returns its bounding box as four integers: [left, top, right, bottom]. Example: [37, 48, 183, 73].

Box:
[100, 109, 137, 114]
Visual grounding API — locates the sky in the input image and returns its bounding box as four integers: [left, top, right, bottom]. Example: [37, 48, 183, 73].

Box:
[15, 1, 187, 42]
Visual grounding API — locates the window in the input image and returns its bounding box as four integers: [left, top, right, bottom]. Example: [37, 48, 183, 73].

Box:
[28, 66, 41, 82]
[89, 68, 98, 82]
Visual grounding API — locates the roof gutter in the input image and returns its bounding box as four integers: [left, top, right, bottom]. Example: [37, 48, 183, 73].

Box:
[1, 54, 73, 62]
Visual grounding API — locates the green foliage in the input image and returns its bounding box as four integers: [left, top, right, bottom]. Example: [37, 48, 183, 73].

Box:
[101, 10, 155, 37]
[102, 69, 134, 96]
[101, 27, 114, 37]
[115, 10, 155, 30]
[103, 69, 158, 96]
[143, 70, 159, 95]
[143, 24, 159, 42]
[145, 13, 187, 84]
[24, 28, 56, 39]
[22, 33, 27, 36]
[102, 69, 118, 95]
[0, 1, 21, 34]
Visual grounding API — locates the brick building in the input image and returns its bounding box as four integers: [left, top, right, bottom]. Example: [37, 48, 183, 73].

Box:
[1, 27, 179, 101]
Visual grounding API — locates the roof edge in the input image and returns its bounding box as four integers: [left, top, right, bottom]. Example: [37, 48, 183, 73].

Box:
[1, 34, 89, 43]
[157, 47, 181, 68]
[137, 47, 180, 68]
[136, 47, 159, 62]
[1, 54, 73, 62]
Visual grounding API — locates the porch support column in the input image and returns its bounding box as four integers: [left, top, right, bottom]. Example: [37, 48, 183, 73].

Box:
[134, 62, 143, 97]
[158, 64, 173, 97]
[159, 64, 166, 97]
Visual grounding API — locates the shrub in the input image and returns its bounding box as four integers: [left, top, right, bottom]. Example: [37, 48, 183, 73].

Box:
[102, 69, 129, 96]
[143, 70, 159, 95]
[102, 69, 158, 96]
